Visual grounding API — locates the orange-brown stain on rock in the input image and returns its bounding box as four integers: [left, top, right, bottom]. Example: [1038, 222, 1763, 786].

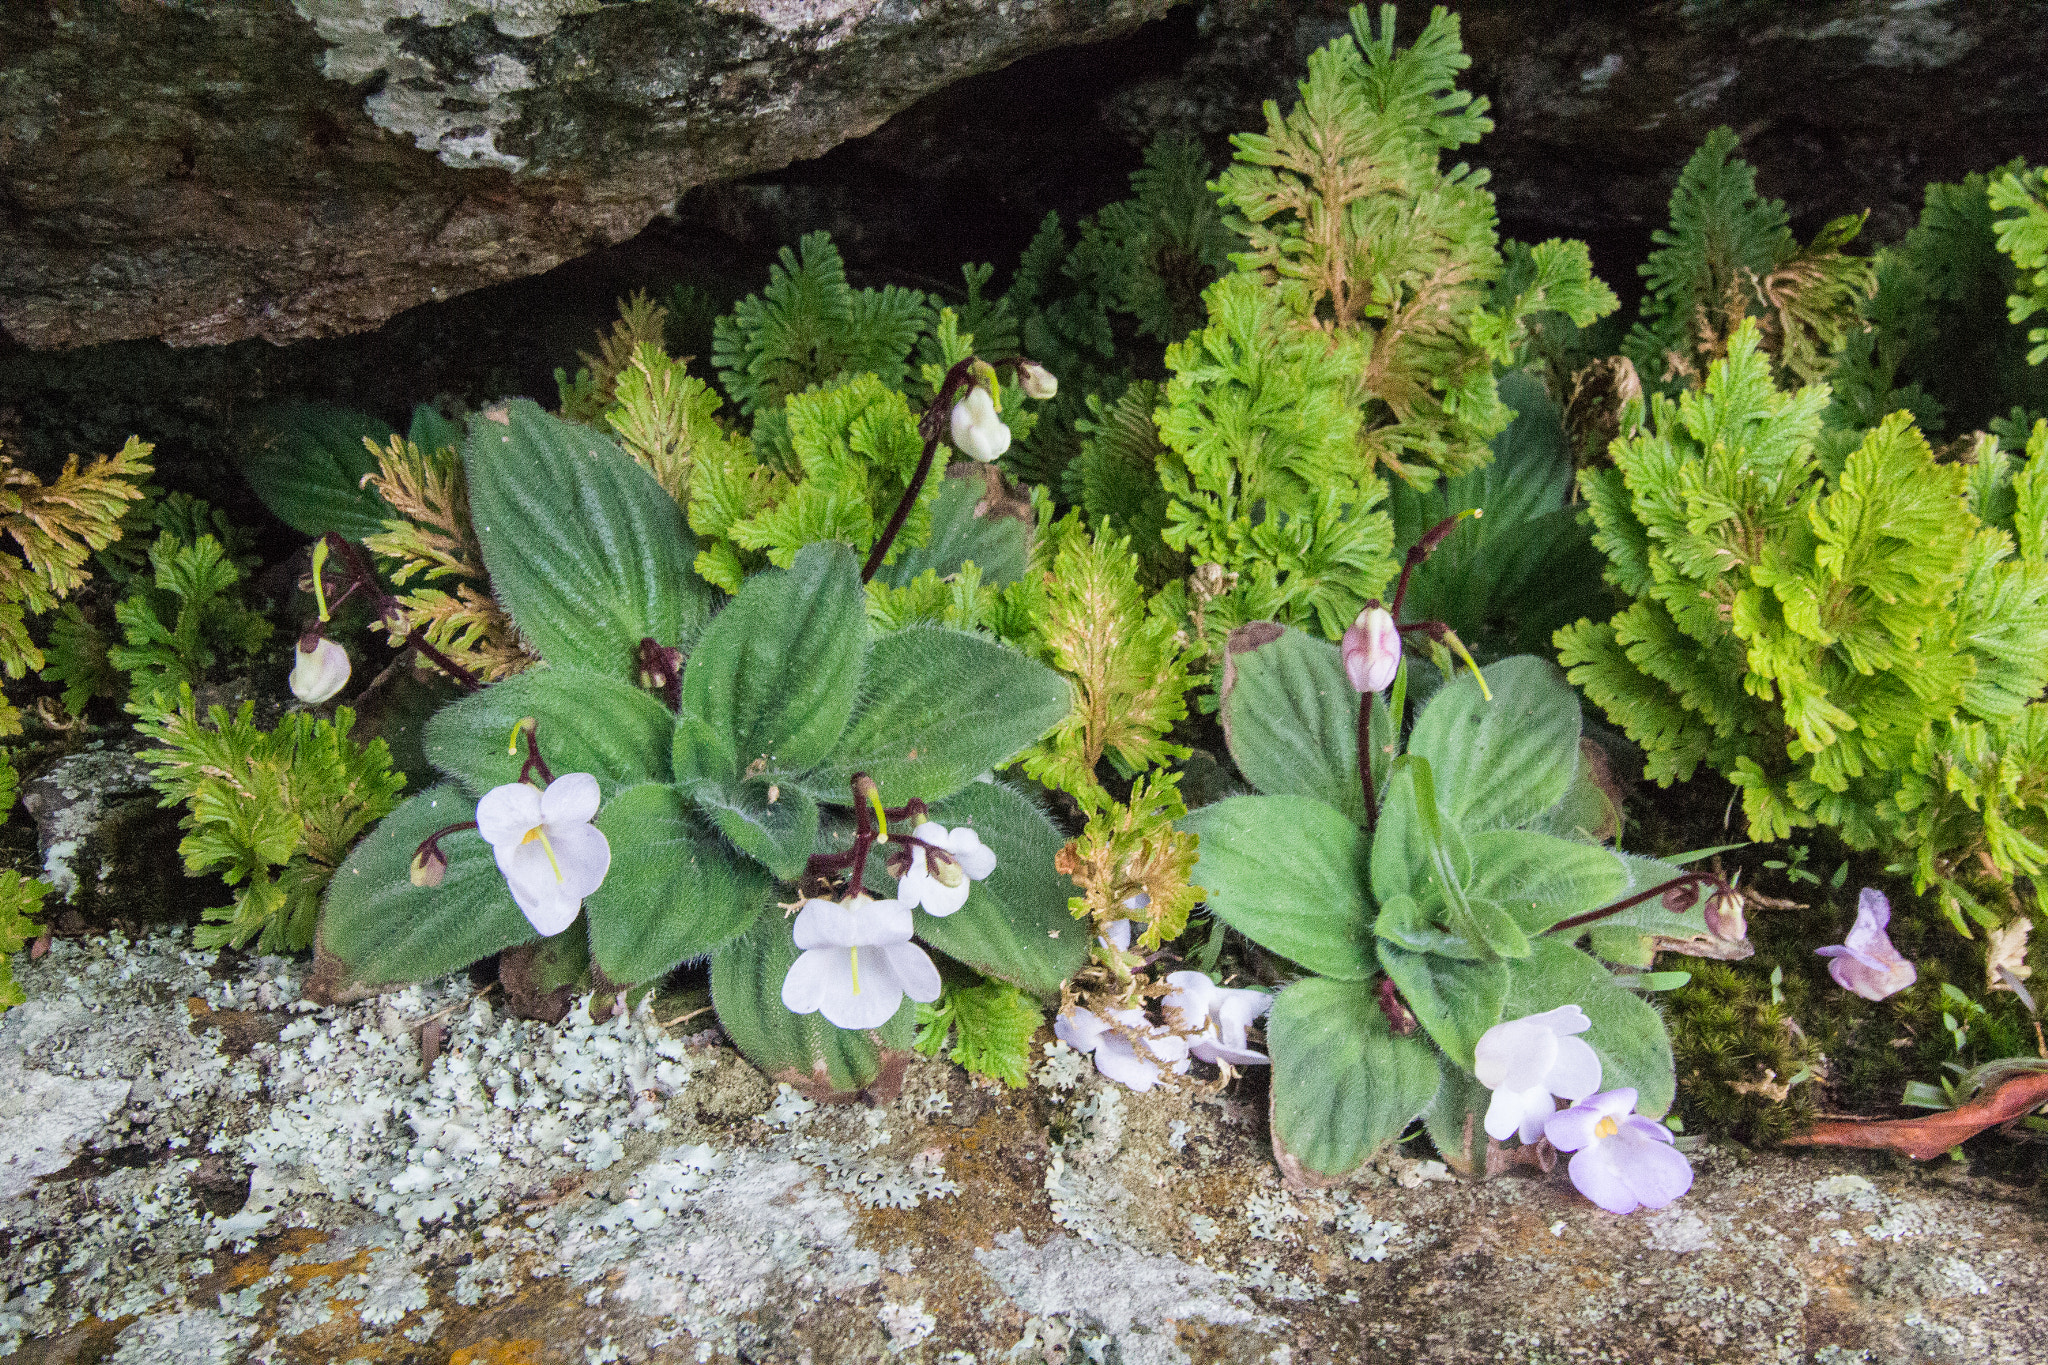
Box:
[449, 1337, 549, 1365]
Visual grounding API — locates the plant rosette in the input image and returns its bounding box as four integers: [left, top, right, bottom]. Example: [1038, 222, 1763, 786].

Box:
[316, 400, 1084, 1096]
[1184, 627, 1729, 1188]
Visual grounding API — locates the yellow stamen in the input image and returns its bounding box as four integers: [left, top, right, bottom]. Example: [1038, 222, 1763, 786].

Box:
[849, 945, 861, 995]
[522, 824, 565, 882]
[309, 539, 332, 622]
[866, 785, 889, 842]
[1594, 1115, 1619, 1139]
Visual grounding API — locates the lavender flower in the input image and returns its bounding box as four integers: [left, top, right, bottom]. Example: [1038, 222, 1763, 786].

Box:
[1815, 887, 1917, 1001]
[1544, 1088, 1693, 1215]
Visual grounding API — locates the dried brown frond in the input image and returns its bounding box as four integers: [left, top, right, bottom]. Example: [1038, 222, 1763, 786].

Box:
[0, 436, 151, 676]
[359, 435, 534, 682]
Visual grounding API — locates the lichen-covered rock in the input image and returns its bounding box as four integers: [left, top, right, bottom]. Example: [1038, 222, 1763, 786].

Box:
[0, 0, 1170, 351]
[6, 928, 2047, 1364]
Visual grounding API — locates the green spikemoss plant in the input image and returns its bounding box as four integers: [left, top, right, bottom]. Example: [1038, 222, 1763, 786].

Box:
[1149, 4, 1616, 671]
[1181, 605, 1737, 1182]
[313, 363, 1081, 1097]
[1558, 320, 2048, 934]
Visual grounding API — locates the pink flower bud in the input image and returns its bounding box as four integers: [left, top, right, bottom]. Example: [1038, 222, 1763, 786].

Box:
[1341, 606, 1401, 693]
[410, 845, 449, 888]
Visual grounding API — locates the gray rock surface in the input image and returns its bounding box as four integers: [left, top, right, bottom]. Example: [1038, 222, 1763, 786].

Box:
[6, 927, 2045, 1364]
[0, 0, 1169, 351]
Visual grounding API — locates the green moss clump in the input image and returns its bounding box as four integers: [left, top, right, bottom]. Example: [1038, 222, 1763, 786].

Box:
[1666, 959, 1821, 1143]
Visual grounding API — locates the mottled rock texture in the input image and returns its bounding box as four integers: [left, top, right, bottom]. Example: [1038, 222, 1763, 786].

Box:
[0, 0, 1170, 351]
[7, 928, 2046, 1364]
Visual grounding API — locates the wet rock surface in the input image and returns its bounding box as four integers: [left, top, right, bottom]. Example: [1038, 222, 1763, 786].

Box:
[0, 0, 1171, 351]
[5, 929, 2043, 1364]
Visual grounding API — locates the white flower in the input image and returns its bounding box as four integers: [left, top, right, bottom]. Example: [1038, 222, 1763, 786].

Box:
[1473, 1005, 1603, 1143]
[1161, 970, 1273, 1066]
[475, 773, 612, 936]
[897, 822, 997, 917]
[780, 895, 941, 1031]
[950, 386, 1011, 462]
[289, 635, 351, 705]
[1099, 918, 1133, 953]
[1053, 1006, 1190, 1092]
[1016, 359, 1058, 400]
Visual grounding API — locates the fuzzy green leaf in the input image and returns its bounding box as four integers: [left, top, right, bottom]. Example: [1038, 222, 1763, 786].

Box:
[584, 783, 773, 983]
[809, 628, 1070, 805]
[690, 777, 819, 881]
[424, 667, 676, 797]
[1181, 794, 1375, 979]
[1268, 977, 1442, 1179]
[464, 399, 710, 679]
[1377, 943, 1508, 1072]
[238, 403, 396, 540]
[1406, 655, 1581, 831]
[1220, 622, 1387, 828]
[321, 783, 539, 988]
[673, 541, 864, 781]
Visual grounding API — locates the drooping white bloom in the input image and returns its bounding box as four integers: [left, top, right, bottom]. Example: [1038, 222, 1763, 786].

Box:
[1054, 1005, 1190, 1092]
[289, 635, 351, 705]
[780, 895, 941, 1031]
[950, 386, 1012, 462]
[896, 822, 997, 917]
[1161, 970, 1273, 1066]
[1099, 918, 1134, 953]
[475, 773, 612, 936]
[1473, 1004, 1603, 1143]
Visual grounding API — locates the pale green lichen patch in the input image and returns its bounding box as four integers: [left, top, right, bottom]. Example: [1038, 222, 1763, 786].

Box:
[2, 927, 2045, 1362]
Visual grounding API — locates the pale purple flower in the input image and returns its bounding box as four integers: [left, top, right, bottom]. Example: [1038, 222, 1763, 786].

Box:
[1816, 888, 1917, 1001]
[781, 895, 941, 1031]
[1054, 1006, 1191, 1092]
[1544, 1088, 1693, 1215]
[1341, 604, 1401, 693]
[1099, 917, 1134, 952]
[475, 773, 611, 936]
[1161, 971, 1272, 1066]
[1473, 1005, 1603, 1143]
[897, 822, 997, 917]
[289, 635, 351, 705]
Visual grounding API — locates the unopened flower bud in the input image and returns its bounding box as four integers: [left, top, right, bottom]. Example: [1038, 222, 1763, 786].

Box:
[289, 634, 351, 705]
[410, 844, 449, 888]
[950, 386, 1011, 462]
[1704, 888, 1747, 942]
[1340, 605, 1401, 693]
[1016, 359, 1058, 400]
[928, 851, 968, 889]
